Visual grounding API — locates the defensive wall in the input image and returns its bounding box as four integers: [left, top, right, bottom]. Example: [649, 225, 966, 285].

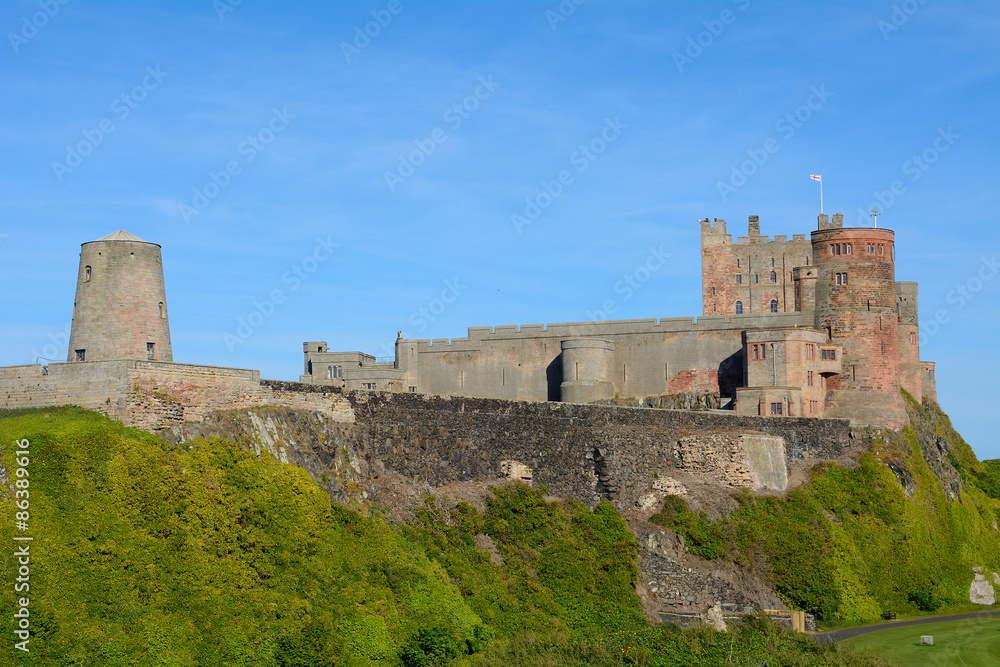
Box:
[320, 386, 852, 508]
[307, 311, 813, 403]
[2, 359, 851, 509]
[158, 377, 853, 510]
[0, 361, 352, 432]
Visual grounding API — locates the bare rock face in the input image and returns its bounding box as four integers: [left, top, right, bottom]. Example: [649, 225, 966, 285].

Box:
[969, 570, 996, 605]
[704, 603, 728, 632]
[499, 460, 532, 482]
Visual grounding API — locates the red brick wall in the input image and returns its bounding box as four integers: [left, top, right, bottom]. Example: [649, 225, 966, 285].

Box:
[701, 217, 812, 316]
[812, 228, 906, 426]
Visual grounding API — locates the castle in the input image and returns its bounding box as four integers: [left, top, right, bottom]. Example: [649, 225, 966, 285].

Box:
[0, 214, 934, 430]
[300, 213, 935, 428]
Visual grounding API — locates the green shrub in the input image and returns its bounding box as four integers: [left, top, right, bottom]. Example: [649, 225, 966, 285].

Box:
[906, 589, 941, 613]
[648, 495, 728, 559]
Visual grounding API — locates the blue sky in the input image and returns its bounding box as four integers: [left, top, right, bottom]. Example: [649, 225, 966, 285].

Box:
[2, 1, 998, 457]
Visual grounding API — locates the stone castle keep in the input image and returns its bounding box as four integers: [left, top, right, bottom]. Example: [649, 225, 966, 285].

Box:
[0, 214, 935, 430]
[301, 213, 935, 428]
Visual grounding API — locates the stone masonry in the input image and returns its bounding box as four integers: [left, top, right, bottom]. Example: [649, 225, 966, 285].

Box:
[302, 213, 936, 428]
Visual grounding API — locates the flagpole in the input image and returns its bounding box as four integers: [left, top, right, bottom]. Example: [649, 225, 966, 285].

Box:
[819, 179, 823, 214]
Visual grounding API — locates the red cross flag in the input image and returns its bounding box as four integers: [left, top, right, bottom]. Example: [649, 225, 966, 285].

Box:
[810, 175, 823, 213]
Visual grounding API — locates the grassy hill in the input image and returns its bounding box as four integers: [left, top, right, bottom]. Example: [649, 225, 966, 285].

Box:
[0, 406, 894, 666]
[650, 393, 1000, 623]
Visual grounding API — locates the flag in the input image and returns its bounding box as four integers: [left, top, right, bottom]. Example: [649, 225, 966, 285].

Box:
[810, 174, 822, 181]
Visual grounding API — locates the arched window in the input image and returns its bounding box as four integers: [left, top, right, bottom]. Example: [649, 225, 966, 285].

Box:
[770, 271, 776, 283]
[158, 302, 165, 318]
[327, 366, 333, 380]
[770, 300, 778, 313]
[85, 266, 92, 282]
[735, 301, 743, 315]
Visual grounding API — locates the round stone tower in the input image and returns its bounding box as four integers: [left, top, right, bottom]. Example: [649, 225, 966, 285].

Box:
[811, 225, 905, 427]
[67, 230, 173, 363]
[560, 338, 615, 403]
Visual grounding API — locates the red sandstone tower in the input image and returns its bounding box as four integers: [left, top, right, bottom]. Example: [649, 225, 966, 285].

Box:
[67, 230, 173, 363]
[811, 221, 906, 427]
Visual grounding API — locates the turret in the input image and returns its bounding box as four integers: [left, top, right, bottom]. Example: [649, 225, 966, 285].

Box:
[67, 231, 172, 362]
[810, 223, 906, 427]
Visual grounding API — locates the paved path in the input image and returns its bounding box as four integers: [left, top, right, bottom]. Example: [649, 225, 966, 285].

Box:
[813, 609, 1000, 644]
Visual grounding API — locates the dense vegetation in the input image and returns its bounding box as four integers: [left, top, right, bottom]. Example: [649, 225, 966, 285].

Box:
[0, 407, 891, 665]
[651, 394, 1000, 623]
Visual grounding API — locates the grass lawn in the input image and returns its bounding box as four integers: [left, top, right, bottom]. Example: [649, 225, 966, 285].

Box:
[843, 617, 1000, 667]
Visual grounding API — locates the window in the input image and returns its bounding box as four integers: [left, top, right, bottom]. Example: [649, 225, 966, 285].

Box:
[770, 300, 778, 313]
[75, 349, 85, 362]
[737, 259, 740, 268]
[806, 344, 815, 359]
[830, 244, 835, 255]
[878, 244, 884, 255]
[147, 342, 155, 359]
[867, 243, 874, 254]
[822, 349, 836, 360]
[362, 382, 376, 390]
[711, 286, 715, 296]
[327, 366, 333, 379]
[408, 386, 417, 392]
[736, 274, 742, 284]
[753, 344, 759, 360]
[771, 258, 775, 267]
[159, 302, 165, 318]
[735, 301, 743, 314]
[825, 326, 832, 340]
[807, 371, 814, 386]
[752, 344, 766, 360]
[770, 402, 783, 416]
[770, 271, 776, 283]
[835, 272, 849, 285]
[754, 274, 759, 283]
[909, 332, 916, 344]
[845, 244, 852, 254]
[85, 266, 92, 282]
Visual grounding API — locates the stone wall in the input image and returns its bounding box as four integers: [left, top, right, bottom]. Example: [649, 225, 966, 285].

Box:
[700, 216, 813, 317]
[304, 311, 813, 403]
[257, 381, 851, 510]
[0, 361, 353, 430]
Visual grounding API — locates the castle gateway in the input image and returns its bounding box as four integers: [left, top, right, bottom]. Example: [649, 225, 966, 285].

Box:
[301, 214, 936, 428]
